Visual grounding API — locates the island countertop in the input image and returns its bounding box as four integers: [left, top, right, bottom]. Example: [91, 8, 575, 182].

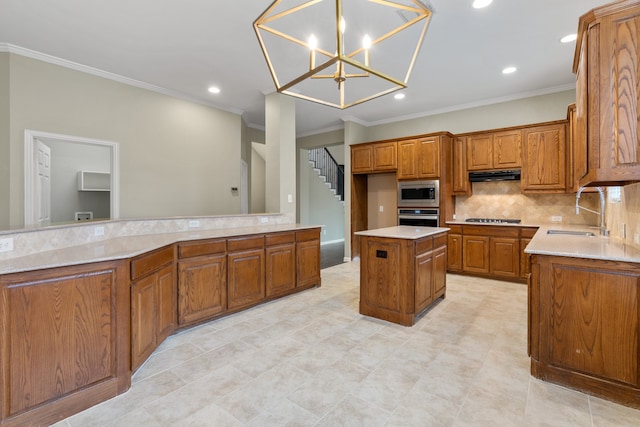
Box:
[354, 225, 449, 240]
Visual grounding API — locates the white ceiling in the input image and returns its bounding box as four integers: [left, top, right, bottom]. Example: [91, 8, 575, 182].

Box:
[0, 0, 608, 136]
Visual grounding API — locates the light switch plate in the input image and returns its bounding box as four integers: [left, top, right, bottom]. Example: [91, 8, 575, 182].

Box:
[188, 220, 200, 228]
[0, 237, 14, 253]
[94, 226, 105, 237]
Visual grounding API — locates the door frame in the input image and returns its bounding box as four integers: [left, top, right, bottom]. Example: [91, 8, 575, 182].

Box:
[24, 129, 120, 226]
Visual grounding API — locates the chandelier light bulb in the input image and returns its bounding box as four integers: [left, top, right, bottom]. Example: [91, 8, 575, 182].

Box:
[472, 0, 493, 9]
[340, 16, 346, 34]
[308, 34, 318, 50]
[362, 34, 372, 50]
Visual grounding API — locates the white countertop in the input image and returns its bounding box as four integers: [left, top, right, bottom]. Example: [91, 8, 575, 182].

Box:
[445, 220, 539, 228]
[355, 226, 449, 240]
[525, 224, 640, 263]
[0, 224, 320, 275]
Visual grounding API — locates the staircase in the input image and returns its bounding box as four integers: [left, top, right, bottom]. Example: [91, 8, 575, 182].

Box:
[308, 147, 344, 202]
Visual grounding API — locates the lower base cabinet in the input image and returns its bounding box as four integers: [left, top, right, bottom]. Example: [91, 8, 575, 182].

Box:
[359, 231, 447, 326]
[529, 254, 640, 408]
[0, 227, 321, 427]
[0, 261, 130, 427]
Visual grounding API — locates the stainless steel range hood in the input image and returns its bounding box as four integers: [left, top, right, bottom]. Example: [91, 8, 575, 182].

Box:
[468, 169, 521, 182]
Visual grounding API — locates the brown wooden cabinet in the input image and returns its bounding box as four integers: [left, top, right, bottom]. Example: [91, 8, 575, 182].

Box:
[227, 236, 265, 311]
[0, 261, 130, 426]
[446, 225, 462, 272]
[452, 138, 470, 195]
[529, 254, 640, 408]
[177, 239, 227, 327]
[265, 232, 296, 298]
[397, 137, 440, 179]
[296, 228, 321, 288]
[519, 227, 537, 280]
[466, 130, 521, 171]
[453, 225, 533, 282]
[358, 230, 447, 326]
[522, 123, 567, 193]
[351, 141, 397, 174]
[130, 245, 176, 371]
[574, 1, 640, 186]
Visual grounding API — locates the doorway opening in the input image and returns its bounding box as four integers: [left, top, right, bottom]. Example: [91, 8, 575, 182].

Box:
[24, 130, 120, 227]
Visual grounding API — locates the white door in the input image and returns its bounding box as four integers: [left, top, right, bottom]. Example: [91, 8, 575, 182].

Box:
[34, 139, 51, 226]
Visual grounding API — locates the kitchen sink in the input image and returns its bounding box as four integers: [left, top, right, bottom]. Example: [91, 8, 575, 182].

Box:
[546, 229, 596, 237]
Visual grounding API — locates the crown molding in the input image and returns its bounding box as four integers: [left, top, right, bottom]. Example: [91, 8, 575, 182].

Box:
[0, 43, 244, 116]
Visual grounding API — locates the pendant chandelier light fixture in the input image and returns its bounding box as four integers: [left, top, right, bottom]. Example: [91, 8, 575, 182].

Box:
[254, 0, 433, 109]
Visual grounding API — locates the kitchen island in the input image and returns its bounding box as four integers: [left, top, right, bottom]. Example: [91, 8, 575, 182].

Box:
[355, 226, 449, 326]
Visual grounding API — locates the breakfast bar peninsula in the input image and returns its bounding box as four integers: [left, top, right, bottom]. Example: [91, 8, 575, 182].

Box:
[355, 226, 449, 326]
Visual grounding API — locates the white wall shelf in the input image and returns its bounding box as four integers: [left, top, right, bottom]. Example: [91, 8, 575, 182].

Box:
[77, 171, 111, 191]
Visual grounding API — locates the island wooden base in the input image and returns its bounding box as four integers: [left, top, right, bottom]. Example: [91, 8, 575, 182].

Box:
[359, 231, 447, 326]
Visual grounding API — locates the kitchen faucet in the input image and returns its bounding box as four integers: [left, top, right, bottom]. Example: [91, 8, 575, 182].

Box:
[575, 186, 609, 236]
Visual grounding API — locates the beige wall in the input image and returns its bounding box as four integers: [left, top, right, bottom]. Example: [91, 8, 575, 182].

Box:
[366, 173, 397, 229]
[0, 53, 9, 227]
[362, 90, 576, 142]
[5, 53, 242, 227]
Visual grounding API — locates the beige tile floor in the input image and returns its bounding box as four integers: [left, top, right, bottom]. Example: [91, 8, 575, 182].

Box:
[53, 261, 640, 426]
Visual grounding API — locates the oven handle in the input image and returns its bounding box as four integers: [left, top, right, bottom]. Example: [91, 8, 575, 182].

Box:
[398, 215, 439, 220]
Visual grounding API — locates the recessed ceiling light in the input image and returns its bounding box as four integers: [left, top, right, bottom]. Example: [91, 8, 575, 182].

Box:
[502, 66, 517, 74]
[560, 34, 577, 43]
[208, 86, 221, 94]
[394, 93, 406, 100]
[472, 0, 493, 9]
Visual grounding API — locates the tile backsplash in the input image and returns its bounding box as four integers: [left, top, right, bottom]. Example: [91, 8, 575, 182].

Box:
[607, 182, 640, 247]
[455, 181, 599, 226]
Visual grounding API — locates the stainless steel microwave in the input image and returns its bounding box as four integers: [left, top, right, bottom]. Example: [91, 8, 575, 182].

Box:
[397, 180, 439, 208]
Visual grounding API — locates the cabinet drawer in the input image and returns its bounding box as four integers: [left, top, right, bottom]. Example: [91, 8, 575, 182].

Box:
[265, 232, 295, 246]
[131, 245, 174, 280]
[448, 225, 462, 234]
[521, 227, 539, 239]
[415, 236, 433, 255]
[227, 235, 265, 252]
[433, 233, 447, 248]
[178, 239, 226, 259]
[463, 225, 519, 238]
[296, 228, 320, 242]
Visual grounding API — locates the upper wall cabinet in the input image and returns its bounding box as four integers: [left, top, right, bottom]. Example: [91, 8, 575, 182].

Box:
[397, 137, 440, 180]
[452, 137, 471, 195]
[574, 0, 640, 185]
[466, 130, 521, 171]
[351, 141, 397, 174]
[522, 123, 567, 193]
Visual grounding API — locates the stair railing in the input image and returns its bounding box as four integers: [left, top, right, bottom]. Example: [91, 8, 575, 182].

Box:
[308, 148, 344, 201]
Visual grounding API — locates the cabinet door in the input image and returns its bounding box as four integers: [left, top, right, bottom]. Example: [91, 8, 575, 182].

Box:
[417, 137, 440, 178]
[228, 249, 265, 310]
[1, 262, 127, 417]
[452, 138, 470, 195]
[545, 259, 640, 387]
[522, 124, 566, 193]
[447, 233, 462, 271]
[462, 235, 490, 273]
[131, 274, 157, 370]
[297, 239, 321, 287]
[415, 250, 434, 313]
[372, 142, 397, 171]
[466, 134, 493, 170]
[493, 130, 521, 169]
[432, 245, 447, 299]
[266, 243, 296, 297]
[397, 139, 417, 180]
[178, 254, 227, 326]
[156, 264, 176, 342]
[520, 238, 532, 279]
[351, 145, 373, 173]
[490, 237, 519, 278]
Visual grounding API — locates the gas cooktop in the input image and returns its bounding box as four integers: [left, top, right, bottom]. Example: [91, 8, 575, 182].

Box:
[465, 218, 522, 224]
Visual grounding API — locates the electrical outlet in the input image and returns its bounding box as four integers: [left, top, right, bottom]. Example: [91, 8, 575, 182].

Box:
[260, 217, 268, 224]
[379, 205, 384, 212]
[635, 233, 640, 245]
[287, 194, 293, 203]
[551, 216, 562, 222]
[188, 220, 200, 228]
[94, 226, 105, 237]
[0, 237, 14, 253]
[323, 229, 327, 235]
